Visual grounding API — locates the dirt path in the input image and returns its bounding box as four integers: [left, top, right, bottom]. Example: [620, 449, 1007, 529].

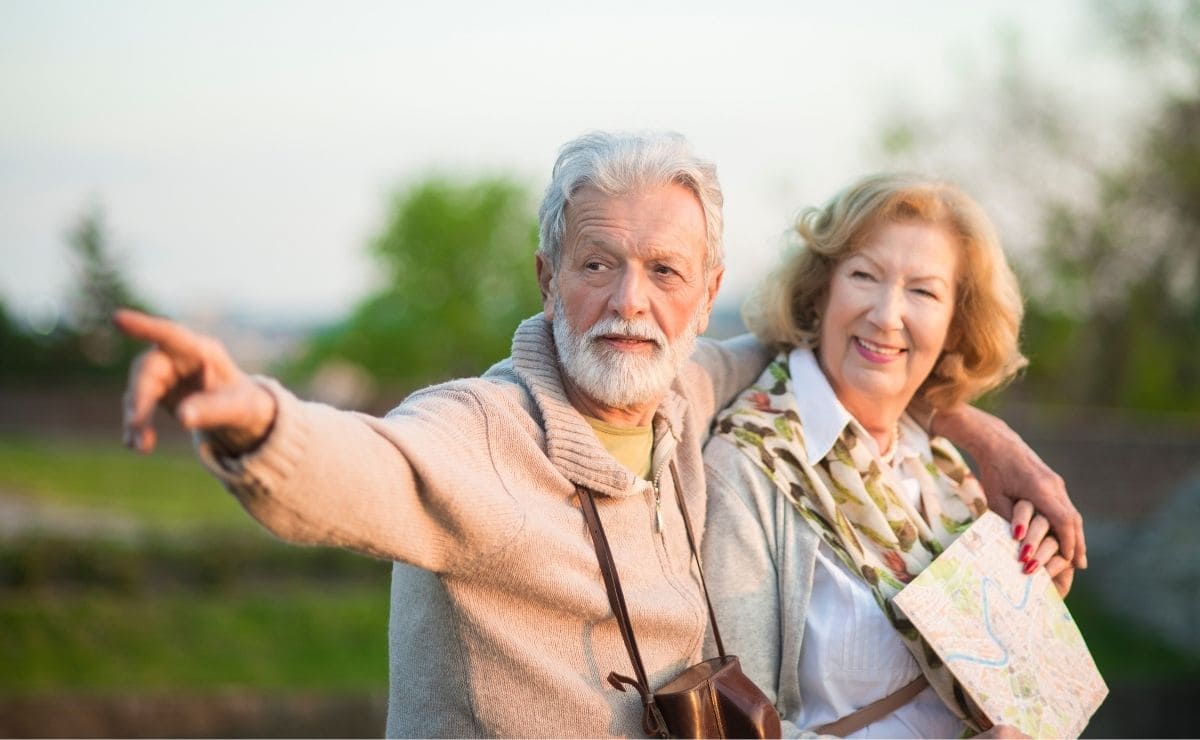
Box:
[0, 489, 145, 542]
[0, 691, 386, 738]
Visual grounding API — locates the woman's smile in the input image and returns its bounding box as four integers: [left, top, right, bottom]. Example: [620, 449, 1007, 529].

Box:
[853, 336, 905, 362]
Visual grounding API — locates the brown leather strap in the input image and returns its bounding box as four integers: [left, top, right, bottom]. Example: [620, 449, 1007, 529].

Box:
[813, 675, 929, 736]
[577, 487, 666, 737]
[577, 489, 654, 695]
[668, 459, 726, 658]
[577, 464, 730, 738]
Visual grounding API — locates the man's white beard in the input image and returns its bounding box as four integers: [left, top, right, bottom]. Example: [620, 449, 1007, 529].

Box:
[553, 294, 704, 410]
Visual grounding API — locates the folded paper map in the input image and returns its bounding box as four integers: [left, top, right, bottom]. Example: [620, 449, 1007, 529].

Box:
[893, 511, 1108, 738]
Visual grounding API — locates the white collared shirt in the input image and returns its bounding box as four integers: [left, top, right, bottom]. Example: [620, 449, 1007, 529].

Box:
[787, 347, 964, 738]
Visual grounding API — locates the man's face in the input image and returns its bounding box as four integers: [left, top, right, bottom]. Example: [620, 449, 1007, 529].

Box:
[537, 183, 723, 413]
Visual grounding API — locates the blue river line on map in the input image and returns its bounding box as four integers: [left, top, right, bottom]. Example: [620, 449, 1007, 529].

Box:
[943, 574, 1035, 667]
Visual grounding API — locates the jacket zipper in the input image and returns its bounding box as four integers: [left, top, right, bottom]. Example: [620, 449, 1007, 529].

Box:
[652, 468, 666, 533]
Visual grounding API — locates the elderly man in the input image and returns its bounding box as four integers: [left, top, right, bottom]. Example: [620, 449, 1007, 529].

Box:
[116, 131, 1083, 738]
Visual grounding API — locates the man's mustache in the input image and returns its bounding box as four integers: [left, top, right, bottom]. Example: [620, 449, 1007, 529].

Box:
[585, 318, 666, 348]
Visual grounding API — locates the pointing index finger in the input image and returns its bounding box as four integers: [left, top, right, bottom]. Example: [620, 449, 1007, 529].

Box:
[112, 308, 202, 357]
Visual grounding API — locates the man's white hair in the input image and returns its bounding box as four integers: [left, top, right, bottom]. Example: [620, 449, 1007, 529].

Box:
[536, 131, 725, 271]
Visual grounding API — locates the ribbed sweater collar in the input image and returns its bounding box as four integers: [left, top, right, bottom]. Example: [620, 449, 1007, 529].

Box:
[508, 313, 688, 498]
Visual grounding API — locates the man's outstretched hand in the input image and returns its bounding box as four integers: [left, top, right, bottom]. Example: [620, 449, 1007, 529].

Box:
[114, 308, 276, 455]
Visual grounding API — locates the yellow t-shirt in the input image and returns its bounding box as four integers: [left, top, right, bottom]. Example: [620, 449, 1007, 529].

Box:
[584, 416, 653, 480]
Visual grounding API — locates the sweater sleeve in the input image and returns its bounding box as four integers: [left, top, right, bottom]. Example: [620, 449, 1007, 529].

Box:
[690, 334, 772, 423]
[702, 434, 819, 738]
[195, 377, 525, 576]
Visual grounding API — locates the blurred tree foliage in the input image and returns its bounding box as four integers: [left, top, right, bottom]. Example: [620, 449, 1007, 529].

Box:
[1028, 92, 1200, 411]
[0, 299, 57, 379]
[0, 207, 149, 384]
[66, 207, 149, 370]
[882, 0, 1200, 413]
[288, 175, 542, 395]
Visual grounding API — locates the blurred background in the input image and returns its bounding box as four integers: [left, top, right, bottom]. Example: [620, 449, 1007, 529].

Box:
[2, 0, 1198, 737]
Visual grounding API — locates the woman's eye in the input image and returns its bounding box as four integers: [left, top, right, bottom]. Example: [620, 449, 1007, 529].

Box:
[850, 270, 874, 281]
[912, 287, 938, 299]
[654, 264, 676, 277]
[584, 261, 606, 272]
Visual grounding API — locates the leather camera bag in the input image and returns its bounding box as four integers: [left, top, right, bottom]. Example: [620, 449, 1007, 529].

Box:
[577, 460, 782, 739]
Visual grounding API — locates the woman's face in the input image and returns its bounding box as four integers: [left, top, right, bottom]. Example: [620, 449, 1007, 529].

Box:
[817, 220, 959, 423]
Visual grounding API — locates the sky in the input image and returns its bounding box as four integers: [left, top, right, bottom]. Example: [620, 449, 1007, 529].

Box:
[0, 0, 1134, 329]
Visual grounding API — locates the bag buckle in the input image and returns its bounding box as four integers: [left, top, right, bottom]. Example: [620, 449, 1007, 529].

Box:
[607, 671, 643, 693]
[643, 702, 669, 738]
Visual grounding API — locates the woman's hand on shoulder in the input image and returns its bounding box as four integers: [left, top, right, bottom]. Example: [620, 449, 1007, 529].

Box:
[930, 403, 1086, 571]
[1010, 500, 1075, 597]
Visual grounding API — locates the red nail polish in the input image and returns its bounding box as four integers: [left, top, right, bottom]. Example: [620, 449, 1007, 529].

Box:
[1019, 544, 1033, 561]
[1013, 524, 1026, 540]
[1023, 559, 1038, 575]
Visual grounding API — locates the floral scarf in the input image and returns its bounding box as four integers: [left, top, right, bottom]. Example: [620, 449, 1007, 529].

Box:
[714, 354, 989, 730]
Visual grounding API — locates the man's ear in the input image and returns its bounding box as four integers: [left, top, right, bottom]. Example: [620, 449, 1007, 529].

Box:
[695, 266, 725, 335]
[536, 254, 556, 320]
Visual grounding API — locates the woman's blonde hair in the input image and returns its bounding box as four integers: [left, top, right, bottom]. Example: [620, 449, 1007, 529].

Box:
[744, 173, 1028, 409]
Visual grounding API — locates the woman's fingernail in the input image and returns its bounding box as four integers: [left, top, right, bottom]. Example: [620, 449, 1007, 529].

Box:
[1024, 559, 1038, 575]
[1013, 524, 1026, 540]
[1019, 544, 1033, 561]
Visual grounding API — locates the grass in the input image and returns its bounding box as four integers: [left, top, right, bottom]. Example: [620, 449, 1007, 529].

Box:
[1, 432, 393, 695]
[0, 435, 257, 532]
[1, 587, 389, 694]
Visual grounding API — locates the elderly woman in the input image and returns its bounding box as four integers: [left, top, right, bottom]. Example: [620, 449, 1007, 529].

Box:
[702, 174, 1070, 738]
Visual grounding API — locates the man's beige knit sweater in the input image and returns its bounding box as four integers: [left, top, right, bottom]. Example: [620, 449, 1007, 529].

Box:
[197, 314, 769, 737]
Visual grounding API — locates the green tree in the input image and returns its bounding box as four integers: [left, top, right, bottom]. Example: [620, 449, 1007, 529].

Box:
[0, 206, 149, 383]
[1023, 92, 1200, 411]
[1017, 1, 1200, 412]
[66, 207, 148, 370]
[0, 299, 56, 379]
[292, 175, 542, 396]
